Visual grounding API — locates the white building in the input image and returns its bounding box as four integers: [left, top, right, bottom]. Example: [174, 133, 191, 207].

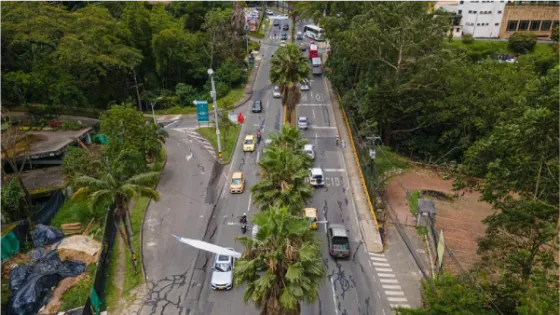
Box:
[457, 1, 507, 38]
[434, 1, 463, 38]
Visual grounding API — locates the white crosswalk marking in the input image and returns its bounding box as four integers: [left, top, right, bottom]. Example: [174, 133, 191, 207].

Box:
[369, 251, 411, 309]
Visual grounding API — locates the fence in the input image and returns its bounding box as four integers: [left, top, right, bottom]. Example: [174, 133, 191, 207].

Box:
[82, 205, 118, 315]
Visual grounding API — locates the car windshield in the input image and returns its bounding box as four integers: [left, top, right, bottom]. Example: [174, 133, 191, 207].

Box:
[214, 262, 232, 272]
[313, 174, 323, 180]
[308, 217, 318, 223]
[305, 150, 313, 155]
[245, 139, 253, 144]
[232, 178, 242, 184]
[299, 117, 307, 122]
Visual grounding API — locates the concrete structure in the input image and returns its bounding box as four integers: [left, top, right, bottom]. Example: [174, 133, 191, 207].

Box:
[457, 0, 507, 38]
[435, 1, 463, 37]
[499, 3, 560, 39]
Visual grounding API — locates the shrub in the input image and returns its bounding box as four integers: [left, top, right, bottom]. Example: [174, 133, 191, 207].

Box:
[462, 33, 474, 44]
[215, 60, 247, 87]
[175, 83, 199, 106]
[62, 146, 99, 178]
[62, 121, 83, 130]
[508, 32, 537, 53]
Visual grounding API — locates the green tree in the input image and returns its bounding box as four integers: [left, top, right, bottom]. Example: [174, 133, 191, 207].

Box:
[234, 206, 326, 315]
[100, 104, 161, 165]
[1, 179, 29, 223]
[203, 8, 243, 68]
[251, 146, 312, 214]
[550, 25, 559, 42]
[269, 124, 308, 152]
[396, 274, 494, 315]
[61, 147, 100, 178]
[270, 44, 311, 125]
[508, 32, 537, 54]
[71, 150, 160, 271]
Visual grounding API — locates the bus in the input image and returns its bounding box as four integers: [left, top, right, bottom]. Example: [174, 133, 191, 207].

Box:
[303, 25, 324, 41]
[309, 44, 319, 59]
[311, 57, 323, 75]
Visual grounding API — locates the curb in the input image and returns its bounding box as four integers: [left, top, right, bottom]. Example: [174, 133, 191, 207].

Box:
[140, 150, 168, 281]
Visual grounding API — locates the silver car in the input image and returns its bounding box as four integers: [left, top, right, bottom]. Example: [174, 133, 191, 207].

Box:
[303, 144, 315, 160]
[210, 248, 235, 290]
[299, 79, 310, 91]
[297, 116, 308, 130]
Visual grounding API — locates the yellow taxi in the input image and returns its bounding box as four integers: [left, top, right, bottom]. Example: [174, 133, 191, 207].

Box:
[243, 135, 256, 152]
[230, 172, 244, 194]
[303, 208, 319, 230]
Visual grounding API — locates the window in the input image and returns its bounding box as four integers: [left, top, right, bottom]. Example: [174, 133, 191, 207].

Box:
[541, 20, 552, 31]
[486, 23, 490, 26]
[488, 11, 492, 14]
[460, 0, 464, 3]
[458, 10, 462, 14]
[456, 28, 460, 32]
[468, 10, 472, 13]
[477, 23, 481, 26]
[530, 21, 541, 31]
[498, 10, 502, 13]
[473, 10, 477, 13]
[518, 20, 529, 31]
[507, 20, 518, 31]
[495, 23, 500, 26]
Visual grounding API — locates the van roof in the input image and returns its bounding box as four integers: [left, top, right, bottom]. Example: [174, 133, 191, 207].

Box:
[329, 224, 348, 237]
[310, 168, 323, 175]
[310, 44, 318, 50]
[312, 57, 321, 65]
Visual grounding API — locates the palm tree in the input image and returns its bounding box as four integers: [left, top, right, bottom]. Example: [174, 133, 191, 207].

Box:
[251, 146, 312, 214]
[269, 124, 308, 151]
[72, 150, 160, 272]
[234, 206, 326, 315]
[270, 44, 311, 126]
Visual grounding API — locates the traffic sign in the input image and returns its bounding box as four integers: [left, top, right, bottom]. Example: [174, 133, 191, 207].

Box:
[194, 100, 209, 122]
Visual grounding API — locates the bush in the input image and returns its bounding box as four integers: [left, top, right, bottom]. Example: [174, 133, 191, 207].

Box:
[462, 33, 474, 44]
[509, 32, 537, 54]
[175, 83, 199, 107]
[62, 146, 98, 178]
[62, 121, 83, 130]
[215, 60, 247, 87]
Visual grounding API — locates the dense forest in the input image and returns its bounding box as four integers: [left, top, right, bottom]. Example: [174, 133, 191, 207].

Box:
[310, 2, 559, 314]
[1, 1, 250, 114]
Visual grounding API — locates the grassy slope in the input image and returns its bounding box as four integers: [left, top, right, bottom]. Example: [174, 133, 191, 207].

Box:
[153, 86, 245, 115]
[197, 124, 241, 163]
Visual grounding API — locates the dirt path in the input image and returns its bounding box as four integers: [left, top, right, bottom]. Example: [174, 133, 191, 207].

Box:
[385, 167, 495, 273]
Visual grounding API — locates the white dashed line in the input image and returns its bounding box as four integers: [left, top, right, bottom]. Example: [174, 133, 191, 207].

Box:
[377, 273, 396, 278]
[375, 267, 394, 272]
[369, 252, 385, 257]
[370, 256, 388, 262]
[382, 284, 402, 290]
[372, 262, 391, 267]
[384, 291, 405, 296]
[387, 297, 408, 302]
[379, 278, 399, 283]
[323, 168, 346, 172]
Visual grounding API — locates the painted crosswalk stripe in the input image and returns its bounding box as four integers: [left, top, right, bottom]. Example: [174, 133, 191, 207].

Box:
[384, 291, 405, 296]
[379, 278, 399, 283]
[372, 262, 390, 267]
[310, 126, 337, 129]
[369, 252, 385, 257]
[323, 168, 346, 172]
[370, 256, 388, 262]
[390, 304, 410, 308]
[387, 297, 408, 302]
[382, 284, 402, 290]
[377, 273, 396, 278]
[375, 267, 394, 272]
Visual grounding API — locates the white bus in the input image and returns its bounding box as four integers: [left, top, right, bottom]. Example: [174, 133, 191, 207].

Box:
[303, 25, 324, 41]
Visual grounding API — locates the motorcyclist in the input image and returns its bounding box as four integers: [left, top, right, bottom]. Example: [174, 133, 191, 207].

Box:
[335, 134, 340, 146]
[240, 213, 248, 224]
[256, 129, 262, 142]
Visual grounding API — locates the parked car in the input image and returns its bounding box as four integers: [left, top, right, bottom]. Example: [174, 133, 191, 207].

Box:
[252, 100, 262, 113]
[327, 224, 350, 258]
[299, 79, 310, 91]
[297, 116, 308, 130]
[309, 167, 324, 187]
[296, 31, 303, 40]
[273, 86, 281, 98]
[273, 19, 279, 26]
[267, 10, 274, 15]
[210, 249, 235, 290]
[282, 24, 289, 31]
[280, 33, 288, 40]
[303, 144, 315, 160]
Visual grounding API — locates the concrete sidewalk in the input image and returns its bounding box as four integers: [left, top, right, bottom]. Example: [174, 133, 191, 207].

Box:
[326, 80, 384, 253]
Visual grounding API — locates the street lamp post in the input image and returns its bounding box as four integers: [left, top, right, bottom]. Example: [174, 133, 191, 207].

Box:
[245, 23, 250, 59]
[150, 96, 163, 126]
[208, 69, 223, 159]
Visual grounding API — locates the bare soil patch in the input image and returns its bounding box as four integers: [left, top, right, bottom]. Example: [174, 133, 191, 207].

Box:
[386, 167, 495, 273]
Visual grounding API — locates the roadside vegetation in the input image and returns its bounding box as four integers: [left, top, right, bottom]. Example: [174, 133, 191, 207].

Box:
[305, 2, 558, 314]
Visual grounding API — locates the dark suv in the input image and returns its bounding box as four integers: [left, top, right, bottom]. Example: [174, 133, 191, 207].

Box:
[252, 100, 262, 113]
[282, 24, 289, 31]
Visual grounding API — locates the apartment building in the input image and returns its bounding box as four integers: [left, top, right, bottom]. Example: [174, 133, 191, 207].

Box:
[458, 0, 507, 38]
[499, 3, 559, 39]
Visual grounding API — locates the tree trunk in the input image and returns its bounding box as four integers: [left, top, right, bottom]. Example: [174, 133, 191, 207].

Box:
[383, 120, 392, 146]
[132, 68, 142, 111]
[121, 206, 138, 273]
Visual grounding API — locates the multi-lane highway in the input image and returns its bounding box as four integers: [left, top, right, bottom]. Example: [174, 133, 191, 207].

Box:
[141, 14, 418, 315]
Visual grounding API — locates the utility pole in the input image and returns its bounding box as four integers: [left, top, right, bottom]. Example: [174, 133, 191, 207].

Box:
[208, 69, 223, 160]
[150, 97, 162, 126]
[131, 69, 143, 111]
[245, 23, 250, 59]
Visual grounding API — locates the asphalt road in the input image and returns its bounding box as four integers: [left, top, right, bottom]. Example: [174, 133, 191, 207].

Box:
[187, 19, 400, 315]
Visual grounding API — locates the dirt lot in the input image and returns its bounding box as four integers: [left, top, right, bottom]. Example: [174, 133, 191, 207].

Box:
[385, 167, 495, 273]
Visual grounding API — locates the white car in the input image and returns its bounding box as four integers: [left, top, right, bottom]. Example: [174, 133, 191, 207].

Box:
[273, 86, 281, 98]
[303, 144, 315, 160]
[297, 116, 308, 130]
[266, 10, 274, 15]
[210, 249, 235, 290]
[299, 79, 310, 91]
[280, 40, 286, 47]
[309, 168, 324, 187]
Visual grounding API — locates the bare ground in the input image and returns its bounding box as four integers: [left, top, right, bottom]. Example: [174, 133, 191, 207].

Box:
[385, 167, 495, 273]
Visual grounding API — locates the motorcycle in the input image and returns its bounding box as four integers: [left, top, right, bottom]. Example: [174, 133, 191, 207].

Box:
[257, 133, 262, 144]
[239, 215, 248, 234]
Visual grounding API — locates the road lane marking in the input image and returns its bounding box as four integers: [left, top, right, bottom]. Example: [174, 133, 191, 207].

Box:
[247, 193, 253, 212]
[299, 104, 329, 106]
[385, 291, 405, 296]
[377, 273, 396, 278]
[329, 278, 340, 315]
[375, 267, 394, 272]
[380, 278, 399, 283]
[382, 284, 402, 290]
[371, 257, 388, 262]
[310, 90, 314, 99]
[387, 297, 408, 302]
[323, 168, 346, 172]
[310, 126, 337, 129]
[164, 121, 180, 129]
[257, 151, 261, 162]
[369, 252, 385, 257]
[391, 304, 410, 308]
[313, 108, 316, 119]
[372, 262, 391, 267]
[266, 100, 269, 109]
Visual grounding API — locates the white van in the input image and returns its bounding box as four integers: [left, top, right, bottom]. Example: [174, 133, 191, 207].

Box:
[311, 57, 323, 75]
